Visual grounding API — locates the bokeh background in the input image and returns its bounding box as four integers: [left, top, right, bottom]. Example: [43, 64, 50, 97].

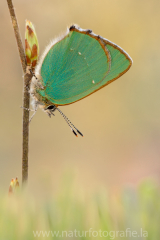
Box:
[1, 0, 160, 193]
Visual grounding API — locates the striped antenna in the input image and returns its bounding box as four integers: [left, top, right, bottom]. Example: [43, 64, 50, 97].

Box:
[56, 108, 83, 137]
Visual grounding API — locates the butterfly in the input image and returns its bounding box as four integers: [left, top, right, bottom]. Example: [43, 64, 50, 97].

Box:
[30, 25, 132, 137]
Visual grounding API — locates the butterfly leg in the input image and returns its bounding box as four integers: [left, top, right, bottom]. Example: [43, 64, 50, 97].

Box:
[20, 106, 35, 111]
[29, 101, 38, 122]
[20, 106, 38, 123]
[29, 108, 38, 122]
[45, 105, 57, 117]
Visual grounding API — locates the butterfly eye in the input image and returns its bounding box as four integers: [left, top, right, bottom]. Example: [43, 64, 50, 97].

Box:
[46, 105, 55, 110]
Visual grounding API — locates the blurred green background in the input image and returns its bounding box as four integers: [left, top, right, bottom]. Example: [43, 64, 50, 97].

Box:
[1, 0, 160, 193]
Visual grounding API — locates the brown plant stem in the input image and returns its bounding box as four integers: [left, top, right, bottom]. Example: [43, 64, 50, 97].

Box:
[6, 0, 31, 184]
[6, 0, 26, 72]
[22, 68, 32, 183]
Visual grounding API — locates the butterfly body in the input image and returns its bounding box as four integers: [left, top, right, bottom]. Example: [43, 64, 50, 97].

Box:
[30, 24, 132, 124]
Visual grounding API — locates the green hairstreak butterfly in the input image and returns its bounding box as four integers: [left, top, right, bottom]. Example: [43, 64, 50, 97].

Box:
[30, 25, 132, 137]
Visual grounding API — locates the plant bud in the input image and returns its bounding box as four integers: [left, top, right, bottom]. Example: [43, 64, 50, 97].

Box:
[25, 20, 39, 68]
[8, 177, 20, 195]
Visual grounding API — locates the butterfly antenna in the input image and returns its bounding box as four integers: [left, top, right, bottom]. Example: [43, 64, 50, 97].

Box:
[56, 108, 83, 137]
[56, 108, 78, 137]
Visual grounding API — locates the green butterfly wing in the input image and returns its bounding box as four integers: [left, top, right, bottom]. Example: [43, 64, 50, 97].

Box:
[38, 26, 132, 105]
